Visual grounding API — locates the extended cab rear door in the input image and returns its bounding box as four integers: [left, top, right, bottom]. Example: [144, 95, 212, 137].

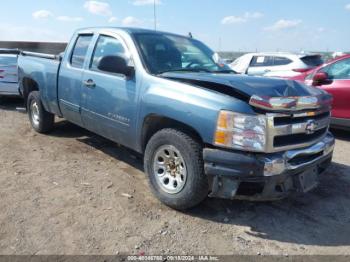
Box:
[58, 33, 94, 126]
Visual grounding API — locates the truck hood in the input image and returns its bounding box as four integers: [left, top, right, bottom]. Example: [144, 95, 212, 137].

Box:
[161, 72, 331, 111]
[161, 72, 323, 98]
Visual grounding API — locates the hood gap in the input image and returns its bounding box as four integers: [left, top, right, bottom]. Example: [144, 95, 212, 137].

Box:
[163, 77, 250, 103]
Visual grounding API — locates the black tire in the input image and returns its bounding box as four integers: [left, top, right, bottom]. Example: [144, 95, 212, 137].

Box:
[27, 91, 54, 133]
[144, 128, 208, 210]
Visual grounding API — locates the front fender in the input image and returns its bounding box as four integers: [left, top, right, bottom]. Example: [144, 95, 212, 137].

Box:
[137, 76, 255, 148]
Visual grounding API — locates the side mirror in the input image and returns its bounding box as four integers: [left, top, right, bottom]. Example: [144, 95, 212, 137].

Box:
[98, 55, 134, 77]
[312, 72, 329, 86]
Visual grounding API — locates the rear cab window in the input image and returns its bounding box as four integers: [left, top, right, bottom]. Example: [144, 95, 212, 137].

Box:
[70, 35, 93, 68]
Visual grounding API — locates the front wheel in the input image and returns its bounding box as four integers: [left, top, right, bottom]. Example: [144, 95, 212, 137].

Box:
[27, 91, 54, 133]
[144, 129, 208, 210]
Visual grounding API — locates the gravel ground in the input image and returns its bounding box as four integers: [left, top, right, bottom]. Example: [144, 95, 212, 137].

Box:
[0, 97, 350, 255]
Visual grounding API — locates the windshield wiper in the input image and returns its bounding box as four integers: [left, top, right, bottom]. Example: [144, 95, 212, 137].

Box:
[158, 68, 212, 74]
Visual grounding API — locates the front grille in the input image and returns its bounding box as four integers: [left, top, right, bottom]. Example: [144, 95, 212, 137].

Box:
[274, 127, 328, 147]
[274, 111, 330, 126]
[265, 109, 330, 152]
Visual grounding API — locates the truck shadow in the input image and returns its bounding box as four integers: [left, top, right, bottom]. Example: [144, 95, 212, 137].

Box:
[51, 120, 93, 139]
[330, 128, 350, 142]
[188, 161, 350, 247]
[0, 97, 24, 112]
[47, 120, 350, 247]
[51, 120, 144, 171]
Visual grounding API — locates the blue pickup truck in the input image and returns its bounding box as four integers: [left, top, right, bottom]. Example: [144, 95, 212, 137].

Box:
[18, 27, 335, 209]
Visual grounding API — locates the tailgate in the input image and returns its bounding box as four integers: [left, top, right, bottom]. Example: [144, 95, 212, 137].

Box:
[0, 55, 18, 83]
[0, 65, 18, 83]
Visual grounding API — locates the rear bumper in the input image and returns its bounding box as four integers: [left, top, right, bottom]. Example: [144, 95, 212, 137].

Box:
[203, 133, 334, 200]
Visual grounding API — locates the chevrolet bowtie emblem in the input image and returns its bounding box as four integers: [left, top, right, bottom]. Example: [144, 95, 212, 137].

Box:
[305, 120, 318, 134]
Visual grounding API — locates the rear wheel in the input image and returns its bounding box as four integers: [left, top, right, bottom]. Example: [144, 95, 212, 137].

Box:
[144, 129, 208, 210]
[27, 91, 54, 133]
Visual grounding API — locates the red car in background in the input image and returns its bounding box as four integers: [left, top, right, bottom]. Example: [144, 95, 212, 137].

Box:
[289, 54, 350, 130]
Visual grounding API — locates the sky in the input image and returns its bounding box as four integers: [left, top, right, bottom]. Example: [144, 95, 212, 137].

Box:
[0, 0, 349, 52]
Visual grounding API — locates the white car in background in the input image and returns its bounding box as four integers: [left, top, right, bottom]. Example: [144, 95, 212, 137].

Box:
[0, 50, 20, 97]
[229, 52, 323, 78]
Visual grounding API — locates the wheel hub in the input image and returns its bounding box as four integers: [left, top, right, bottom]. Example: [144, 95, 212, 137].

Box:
[31, 101, 40, 127]
[153, 145, 187, 194]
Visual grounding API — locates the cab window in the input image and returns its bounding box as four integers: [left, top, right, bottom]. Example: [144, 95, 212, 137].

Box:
[90, 35, 126, 72]
[70, 35, 93, 68]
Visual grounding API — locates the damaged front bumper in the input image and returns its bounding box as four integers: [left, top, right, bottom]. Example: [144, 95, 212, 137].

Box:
[204, 133, 334, 201]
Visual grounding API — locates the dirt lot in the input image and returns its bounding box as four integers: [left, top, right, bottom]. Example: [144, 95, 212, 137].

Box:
[0, 97, 350, 255]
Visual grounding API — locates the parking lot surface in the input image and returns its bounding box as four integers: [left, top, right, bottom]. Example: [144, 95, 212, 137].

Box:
[0, 98, 350, 255]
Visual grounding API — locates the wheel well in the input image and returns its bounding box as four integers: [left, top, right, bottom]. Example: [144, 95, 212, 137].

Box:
[22, 78, 39, 107]
[141, 114, 203, 152]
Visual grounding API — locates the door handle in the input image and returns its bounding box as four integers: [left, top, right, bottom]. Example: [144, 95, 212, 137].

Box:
[83, 79, 96, 88]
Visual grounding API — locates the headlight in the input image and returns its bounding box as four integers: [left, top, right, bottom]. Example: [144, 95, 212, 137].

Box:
[214, 111, 267, 152]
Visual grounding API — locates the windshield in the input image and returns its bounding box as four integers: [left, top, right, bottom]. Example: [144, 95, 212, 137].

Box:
[133, 33, 233, 75]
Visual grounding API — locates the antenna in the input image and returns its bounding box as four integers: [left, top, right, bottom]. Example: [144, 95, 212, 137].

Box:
[154, 0, 157, 31]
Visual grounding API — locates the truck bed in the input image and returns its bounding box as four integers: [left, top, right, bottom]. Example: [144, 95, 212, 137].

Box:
[18, 52, 62, 116]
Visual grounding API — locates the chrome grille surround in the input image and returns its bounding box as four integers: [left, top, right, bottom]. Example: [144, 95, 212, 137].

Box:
[264, 108, 331, 153]
[249, 94, 333, 112]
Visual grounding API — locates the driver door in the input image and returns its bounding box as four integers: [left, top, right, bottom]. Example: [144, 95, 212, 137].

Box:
[81, 34, 138, 148]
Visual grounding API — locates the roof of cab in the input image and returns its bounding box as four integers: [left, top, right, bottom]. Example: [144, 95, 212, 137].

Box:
[75, 27, 190, 38]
